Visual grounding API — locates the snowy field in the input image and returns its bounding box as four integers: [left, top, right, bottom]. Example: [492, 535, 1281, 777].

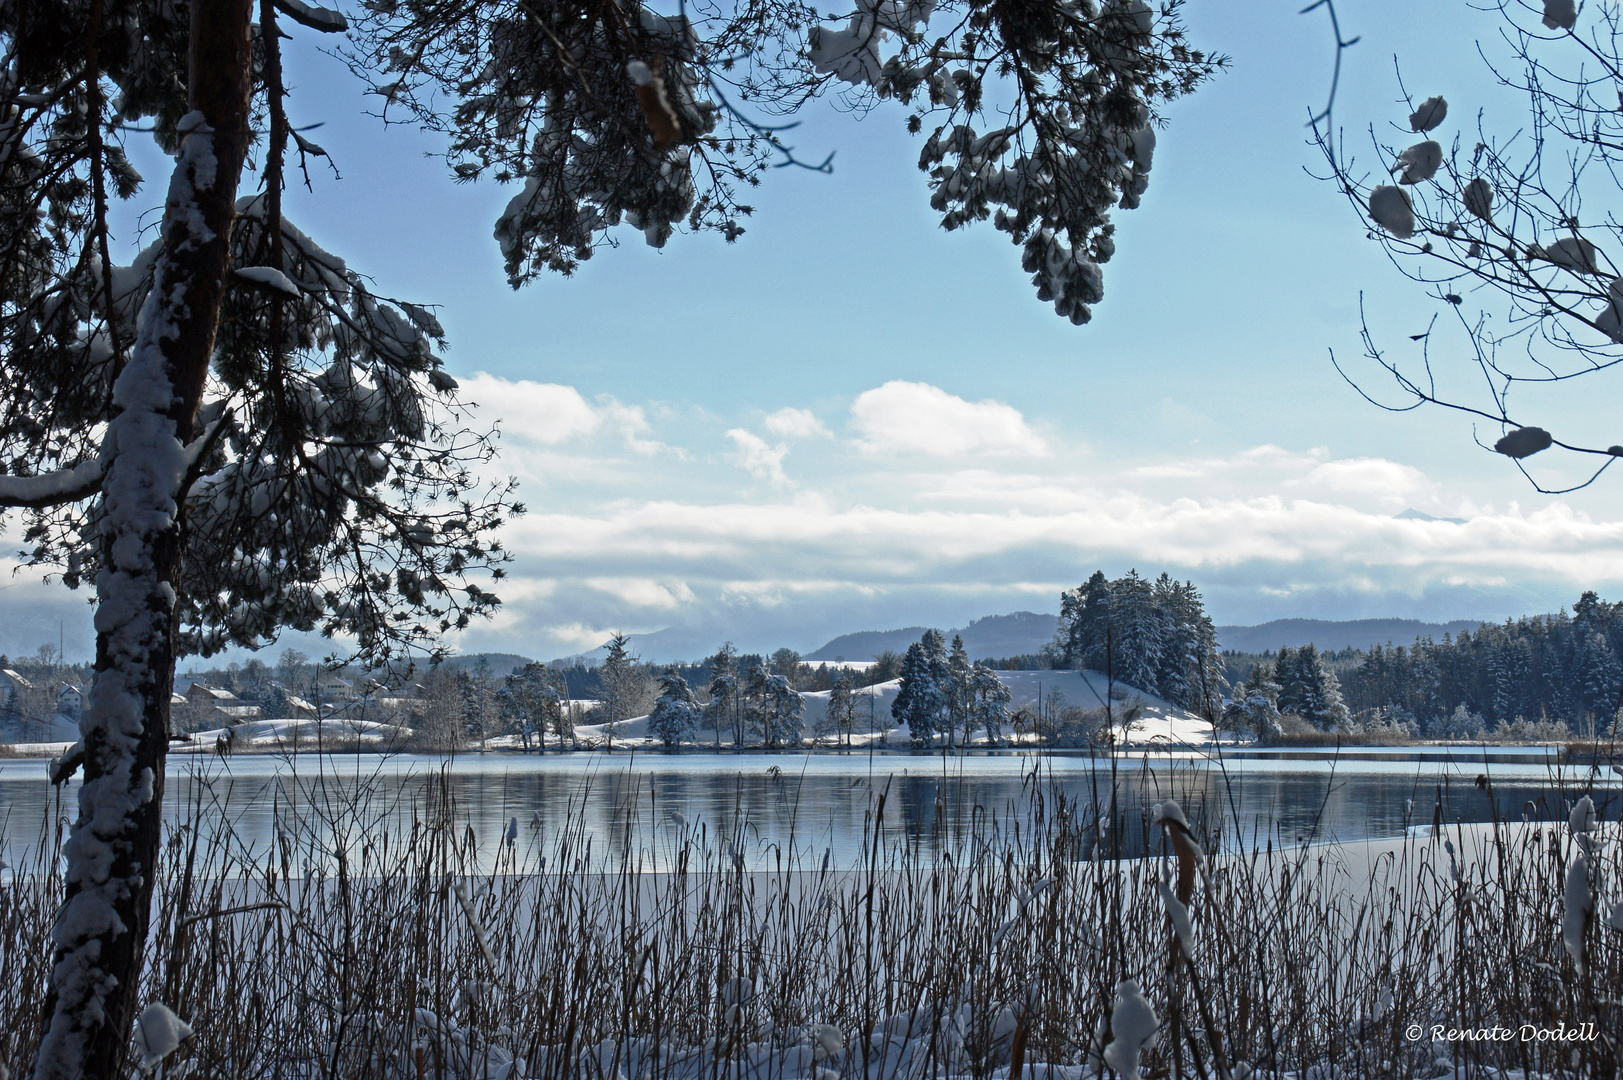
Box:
[183, 716, 411, 749]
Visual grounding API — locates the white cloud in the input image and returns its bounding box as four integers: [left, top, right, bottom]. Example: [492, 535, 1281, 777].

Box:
[462, 373, 665, 454]
[584, 577, 695, 609]
[474, 437, 1623, 653]
[764, 407, 831, 439]
[849, 381, 1049, 458]
[463, 375, 600, 443]
[1304, 457, 1431, 503]
[506, 489, 1623, 593]
[1126, 445, 1326, 481]
[21, 382, 1623, 663]
[600, 400, 665, 456]
[727, 429, 790, 485]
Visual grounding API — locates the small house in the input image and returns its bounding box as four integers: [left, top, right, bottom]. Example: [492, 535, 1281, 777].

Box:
[58, 684, 83, 721]
[1, 668, 34, 699]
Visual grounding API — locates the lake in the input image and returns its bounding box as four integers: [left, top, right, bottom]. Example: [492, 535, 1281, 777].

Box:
[1, 747, 1617, 874]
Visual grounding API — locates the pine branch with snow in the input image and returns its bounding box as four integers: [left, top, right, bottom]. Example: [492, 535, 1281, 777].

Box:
[344, 0, 1221, 321]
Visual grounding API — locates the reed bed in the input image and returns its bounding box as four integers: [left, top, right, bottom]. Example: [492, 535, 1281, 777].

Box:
[2, 757, 1620, 1080]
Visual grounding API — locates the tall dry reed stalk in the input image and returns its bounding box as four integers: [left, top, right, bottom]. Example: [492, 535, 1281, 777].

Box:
[1, 754, 1619, 1079]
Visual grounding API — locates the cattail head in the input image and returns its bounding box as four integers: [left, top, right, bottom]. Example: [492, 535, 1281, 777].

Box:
[1564, 849, 1594, 977]
[1570, 795, 1597, 835]
[1157, 863, 1195, 961]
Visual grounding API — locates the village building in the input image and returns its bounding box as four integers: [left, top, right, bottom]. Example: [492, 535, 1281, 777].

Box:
[182, 682, 264, 724]
[57, 684, 82, 722]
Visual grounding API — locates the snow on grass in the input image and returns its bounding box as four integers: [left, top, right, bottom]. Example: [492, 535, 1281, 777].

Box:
[4, 761, 1620, 1078]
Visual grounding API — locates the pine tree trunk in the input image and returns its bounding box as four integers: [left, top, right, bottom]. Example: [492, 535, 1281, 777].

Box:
[31, 3, 253, 1076]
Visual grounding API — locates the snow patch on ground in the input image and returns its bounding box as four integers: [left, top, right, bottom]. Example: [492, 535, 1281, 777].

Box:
[571, 671, 1215, 749]
[181, 716, 410, 748]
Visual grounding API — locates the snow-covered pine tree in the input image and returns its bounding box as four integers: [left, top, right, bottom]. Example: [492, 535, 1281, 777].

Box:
[826, 670, 855, 745]
[1152, 573, 1190, 702]
[1105, 569, 1163, 696]
[1275, 643, 1348, 730]
[456, 664, 497, 749]
[3, 0, 1219, 1067]
[704, 642, 738, 748]
[648, 668, 700, 747]
[945, 633, 973, 745]
[1054, 570, 1112, 670]
[598, 633, 651, 744]
[739, 662, 800, 746]
[500, 660, 563, 751]
[1313, 652, 1351, 731]
[760, 672, 804, 747]
[1223, 663, 1282, 742]
[1150, 575, 1225, 717]
[1054, 569, 1223, 712]
[705, 671, 738, 747]
[1488, 632, 1530, 726]
[3, 3, 522, 1068]
[970, 660, 1012, 744]
[350, 0, 1220, 322]
[1273, 646, 1304, 717]
[921, 629, 952, 744]
[892, 640, 939, 746]
[259, 682, 293, 722]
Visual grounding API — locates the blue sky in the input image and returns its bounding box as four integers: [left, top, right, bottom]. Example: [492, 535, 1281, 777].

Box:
[7, 0, 1623, 663]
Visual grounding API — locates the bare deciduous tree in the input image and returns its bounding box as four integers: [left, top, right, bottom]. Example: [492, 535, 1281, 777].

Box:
[1318, 0, 1623, 491]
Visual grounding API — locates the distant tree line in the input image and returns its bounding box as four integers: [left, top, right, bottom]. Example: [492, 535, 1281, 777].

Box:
[1222, 644, 1350, 740]
[1222, 592, 1623, 740]
[159, 587, 1623, 749]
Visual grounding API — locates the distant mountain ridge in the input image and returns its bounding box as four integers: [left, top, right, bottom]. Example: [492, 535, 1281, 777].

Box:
[804, 612, 1062, 662]
[803, 613, 1493, 663]
[561, 613, 1494, 668]
[802, 626, 929, 662]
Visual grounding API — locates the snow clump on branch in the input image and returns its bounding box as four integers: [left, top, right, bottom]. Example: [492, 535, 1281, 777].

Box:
[1368, 185, 1416, 239]
[1409, 95, 1448, 132]
[1394, 140, 1441, 184]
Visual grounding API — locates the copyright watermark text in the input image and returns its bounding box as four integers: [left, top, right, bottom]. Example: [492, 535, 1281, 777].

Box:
[1404, 1022, 1598, 1044]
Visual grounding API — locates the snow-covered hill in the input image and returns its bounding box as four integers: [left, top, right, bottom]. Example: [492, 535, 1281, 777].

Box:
[181, 716, 410, 750]
[573, 670, 1214, 748]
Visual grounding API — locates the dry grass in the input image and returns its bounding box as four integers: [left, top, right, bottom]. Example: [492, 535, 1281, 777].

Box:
[1562, 738, 1623, 764]
[2, 758, 1620, 1079]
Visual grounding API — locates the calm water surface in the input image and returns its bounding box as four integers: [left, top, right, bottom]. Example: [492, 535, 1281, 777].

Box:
[1, 748, 1617, 873]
